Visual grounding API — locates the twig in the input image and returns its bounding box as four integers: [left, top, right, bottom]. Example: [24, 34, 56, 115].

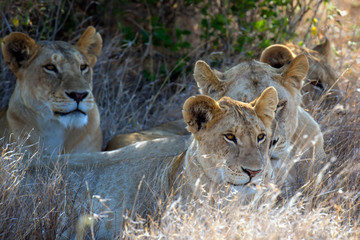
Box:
[1, 11, 13, 33]
[303, 0, 324, 42]
[52, 0, 62, 40]
[55, 0, 75, 39]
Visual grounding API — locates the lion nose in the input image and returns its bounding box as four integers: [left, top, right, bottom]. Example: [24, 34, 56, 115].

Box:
[66, 91, 89, 103]
[242, 167, 261, 178]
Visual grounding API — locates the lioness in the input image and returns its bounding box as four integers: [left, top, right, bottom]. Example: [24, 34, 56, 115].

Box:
[41, 87, 278, 238]
[106, 40, 337, 151]
[262, 38, 340, 108]
[105, 119, 188, 150]
[0, 26, 103, 153]
[194, 48, 326, 186]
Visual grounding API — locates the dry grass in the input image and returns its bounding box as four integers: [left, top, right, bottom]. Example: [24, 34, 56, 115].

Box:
[124, 183, 358, 239]
[92, 36, 198, 145]
[105, 1, 360, 238]
[0, 143, 92, 239]
[0, 0, 359, 239]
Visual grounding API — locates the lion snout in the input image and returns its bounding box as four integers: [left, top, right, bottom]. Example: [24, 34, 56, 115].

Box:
[242, 167, 262, 178]
[65, 91, 89, 104]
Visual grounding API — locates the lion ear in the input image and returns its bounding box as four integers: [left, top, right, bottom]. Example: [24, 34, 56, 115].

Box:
[281, 54, 308, 93]
[313, 37, 332, 63]
[77, 26, 103, 67]
[1, 32, 38, 74]
[182, 95, 220, 134]
[260, 44, 295, 68]
[193, 60, 225, 96]
[252, 87, 279, 129]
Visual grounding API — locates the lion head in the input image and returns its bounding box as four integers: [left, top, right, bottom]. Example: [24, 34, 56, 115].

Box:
[193, 53, 308, 156]
[193, 50, 326, 187]
[0, 26, 103, 153]
[181, 87, 278, 194]
[261, 39, 340, 108]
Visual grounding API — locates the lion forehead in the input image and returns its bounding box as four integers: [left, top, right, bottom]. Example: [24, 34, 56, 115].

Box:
[223, 62, 288, 101]
[209, 106, 265, 143]
[307, 60, 336, 84]
[51, 52, 64, 62]
[38, 41, 86, 64]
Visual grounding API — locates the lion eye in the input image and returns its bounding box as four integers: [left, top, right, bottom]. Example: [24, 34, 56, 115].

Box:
[310, 79, 324, 90]
[276, 100, 287, 114]
[224, 133, 237, 144]
[43, 64, 58, 73]
[257, 133, 266, 143]
[80, 64, 88, 72]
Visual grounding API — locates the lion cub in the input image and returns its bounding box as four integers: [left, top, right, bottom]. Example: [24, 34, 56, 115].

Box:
[0, 27, 103, 153]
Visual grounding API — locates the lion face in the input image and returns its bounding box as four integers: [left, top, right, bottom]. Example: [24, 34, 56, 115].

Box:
[182, 87, 278, 190]
[18, 41, 96, 128]
[1, 26, 103, 153]
[265, 39, 341, 108]
[297, 47, 339, 108]
[194, 53, 308, 160]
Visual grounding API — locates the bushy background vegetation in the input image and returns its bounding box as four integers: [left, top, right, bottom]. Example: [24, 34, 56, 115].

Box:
[0, 0, 359, 239]
[0, 0, 331, 143]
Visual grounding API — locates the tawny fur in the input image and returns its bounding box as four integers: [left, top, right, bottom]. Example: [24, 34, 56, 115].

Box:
[262, 39, 340, 108]
[39, 89, 278, 238]
[105, 119, 189, 150]
[194, 49, 327, 188]
[0, 26, 103, 154]
[106, 39, 339, 151]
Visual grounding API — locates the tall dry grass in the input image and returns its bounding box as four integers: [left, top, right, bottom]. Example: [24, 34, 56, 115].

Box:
[121, 96, 360, 239]
[110, 1, 360, 238]
[121, 79, 360, 239]
[0, 143, 93, 239]
[0, 0, 359, 239]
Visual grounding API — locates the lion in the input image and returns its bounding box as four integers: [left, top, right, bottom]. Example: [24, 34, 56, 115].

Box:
[105, 119, 188, 150]
[106, 40, 337, 151]
[39, 87, 278, 238]
[261, 38, 340, 108]
[193, 48, 326, 187]
[0, 26, 103, 154]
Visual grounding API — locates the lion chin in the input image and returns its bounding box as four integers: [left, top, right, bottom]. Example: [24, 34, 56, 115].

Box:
[55, 111, 89, 128]
[226, 173, 263, 196]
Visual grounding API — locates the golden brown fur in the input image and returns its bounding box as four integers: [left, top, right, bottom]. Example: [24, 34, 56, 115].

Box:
[41, 89, 277, 237]
[181, 88, 277, 194]
[261, 38, 340, 108]
[0, 26, 103, 153]
[106, 39, 337, 151]
[194, 48, 326, 187]
[105, 119, 189, 150]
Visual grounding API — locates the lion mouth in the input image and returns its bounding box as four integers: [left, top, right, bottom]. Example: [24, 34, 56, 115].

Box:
[227, 182, 245, 186]
[54, 109, 86, 116]
[227, 181, 251, 186]
[227, 181, 256, 187]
